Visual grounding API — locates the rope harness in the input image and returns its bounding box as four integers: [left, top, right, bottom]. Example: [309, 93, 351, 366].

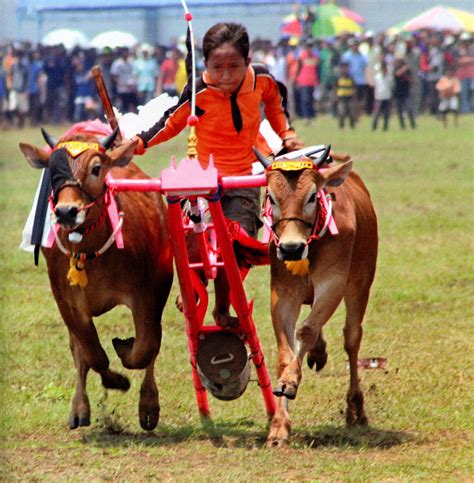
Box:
[262, 190, 333, 276]
[262, 190, 333, 248]
[49, 188, 124, 288]
[47, 142, 124, 288]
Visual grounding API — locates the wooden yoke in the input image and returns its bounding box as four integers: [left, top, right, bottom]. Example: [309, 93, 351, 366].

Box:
[91, 65, 123, 145]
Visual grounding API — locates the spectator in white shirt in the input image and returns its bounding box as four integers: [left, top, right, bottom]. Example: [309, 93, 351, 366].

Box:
[110, 48, 139, 113]
[372, 60, 393, 131]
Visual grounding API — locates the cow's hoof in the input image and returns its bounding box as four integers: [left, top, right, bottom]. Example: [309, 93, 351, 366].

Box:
[266, 436, 289, 448]
[267, 415, 291, 448]
[346, 410, 368, 427]
[346, 390, 368, 427]
[139, 384, 159, 431]
[307, 349, 328, 372]
[69, 415, 79, 430]
[139, 408, 159, 431]
[101, 371, 130, 391]
[69, 414, 90, 429]
[273, 383, 297, 400]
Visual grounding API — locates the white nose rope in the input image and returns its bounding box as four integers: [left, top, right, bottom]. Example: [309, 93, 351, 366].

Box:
[52, 214, 124, 259]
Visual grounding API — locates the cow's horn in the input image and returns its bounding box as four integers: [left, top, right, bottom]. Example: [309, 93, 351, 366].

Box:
[253, 147, 272, 168]
[41, 128, 58, 148]
[315, 144, 332, 168]
[99, 127, 119, 150]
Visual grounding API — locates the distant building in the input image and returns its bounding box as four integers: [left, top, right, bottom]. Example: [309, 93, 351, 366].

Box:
[13, 0, 315, 46]
[7, 0, 474, 46]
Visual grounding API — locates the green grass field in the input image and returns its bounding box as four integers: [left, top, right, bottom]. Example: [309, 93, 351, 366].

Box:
[1, 114, 473, 480]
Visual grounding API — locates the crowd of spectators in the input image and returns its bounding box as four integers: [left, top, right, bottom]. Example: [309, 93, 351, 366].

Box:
[1, 28, 473, 131]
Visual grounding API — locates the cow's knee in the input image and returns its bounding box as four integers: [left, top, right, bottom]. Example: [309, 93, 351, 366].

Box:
[295, 324, 318, 355]
[113, 336, 157, 370]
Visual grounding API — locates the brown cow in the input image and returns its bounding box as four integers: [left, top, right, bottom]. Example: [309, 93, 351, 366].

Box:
[19, 129, 173, 431]
[256, 149, 378, 447]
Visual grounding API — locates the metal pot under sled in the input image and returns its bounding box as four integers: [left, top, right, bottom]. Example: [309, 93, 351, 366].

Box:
[196, 331, 251, 401]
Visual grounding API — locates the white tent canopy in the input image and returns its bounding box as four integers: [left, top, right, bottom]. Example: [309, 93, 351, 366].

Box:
[90, 31, 138, 49]
[41, 28, 89, 49]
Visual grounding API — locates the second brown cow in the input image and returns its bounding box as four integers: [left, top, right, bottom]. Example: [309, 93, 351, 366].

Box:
[256, 148, 378, 447]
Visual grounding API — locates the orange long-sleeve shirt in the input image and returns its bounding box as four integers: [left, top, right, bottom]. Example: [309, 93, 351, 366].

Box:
[137, 64, 295, 176]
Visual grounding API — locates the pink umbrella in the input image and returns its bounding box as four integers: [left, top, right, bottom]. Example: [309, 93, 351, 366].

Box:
[339, 6, 366, 25]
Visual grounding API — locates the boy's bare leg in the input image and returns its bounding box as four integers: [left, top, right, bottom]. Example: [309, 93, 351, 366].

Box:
[213, 268, 239, 328]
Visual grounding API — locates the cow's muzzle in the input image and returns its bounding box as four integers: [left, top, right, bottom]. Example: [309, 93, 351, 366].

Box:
[54, 204, 86, 228]
[277, 242, 308, 261]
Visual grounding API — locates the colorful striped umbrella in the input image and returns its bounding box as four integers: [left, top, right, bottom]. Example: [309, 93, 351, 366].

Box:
[312, 3, 365, 38]
[388, 5, 474, 34]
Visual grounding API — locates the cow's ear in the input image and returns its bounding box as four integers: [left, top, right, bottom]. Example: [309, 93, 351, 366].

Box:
[19, 143, 50, 169]
[319, 160, 353, 188]
[108, 140, 137, 168]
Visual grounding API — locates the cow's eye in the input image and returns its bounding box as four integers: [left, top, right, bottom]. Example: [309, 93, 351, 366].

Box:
[307, 192, 317, 204]
[91, 165, 101, 177]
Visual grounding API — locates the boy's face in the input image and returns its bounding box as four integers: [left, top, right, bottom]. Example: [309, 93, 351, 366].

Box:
[205, 43, 250, 96]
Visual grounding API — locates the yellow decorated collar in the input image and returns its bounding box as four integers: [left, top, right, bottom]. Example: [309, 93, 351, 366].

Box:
[56, 141, 105, 158]
[270, 160, 313, 172]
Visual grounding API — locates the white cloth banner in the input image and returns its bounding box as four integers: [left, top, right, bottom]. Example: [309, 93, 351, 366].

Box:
[20, 169, 53, 252]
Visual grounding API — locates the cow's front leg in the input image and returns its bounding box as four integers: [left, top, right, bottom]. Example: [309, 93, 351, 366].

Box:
[113, 286, 169, 370]
[279, 276, 346, 398]
[68, 331, 90, 429]
[56, 300, 130, 391]
[114, 294, 168, 431]
[271, 289, 303, 400]
[344, 290, 371, 427]
[139, 354, 159, 431]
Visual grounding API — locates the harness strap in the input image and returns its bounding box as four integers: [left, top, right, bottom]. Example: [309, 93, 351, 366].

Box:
[105, 174, 124, 248]
[53, 215, 124, 260]
[46, 185, 124, 250]
[262, 190, 336, 247]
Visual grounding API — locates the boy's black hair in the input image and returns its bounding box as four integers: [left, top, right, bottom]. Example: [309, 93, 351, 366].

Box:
[202, 22, 249, 62]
